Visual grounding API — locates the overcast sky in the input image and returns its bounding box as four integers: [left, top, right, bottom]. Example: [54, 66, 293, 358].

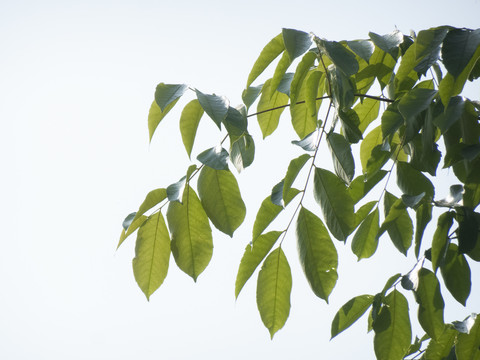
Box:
[2, 1, 480, 359]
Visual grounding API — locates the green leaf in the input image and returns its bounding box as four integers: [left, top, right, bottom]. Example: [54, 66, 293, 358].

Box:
[457, 207, 479, 254]
[431, 211, 455, 271]
[132, 212, 171, 300]
[246, 33, 284, 87]
[230, 134, 255, 173]
[291, 130, 318, 151]
[166, 176, 186, 203]
[242, 84, 263, 110]
[414, 268, 445, 340]
[313, 167, 356, 241]
[269, 51, 293, 99]
[352, 207, 379, 260]
[305, 70, 325, 120]
[393, 42, 419, 95]
[197, 166, 246, 237]
[289, 51, 317, 106]
[381, 274, 402, 296]
[197, 146, 229, 170]
[252, 189, 300, 240]
[290, 72, 318, 139]
[369, 30, 404, 57]
[355, 97, 380, 133]
[257, 248, 292, 339]
[440, 243, 471, 306]
[373, 290, 412, 360]
[317, 39, 359, 76]
[354, 201, 377, 227]
[425, 326, 457, 360]
[282, 28, 312, 61]
[338, 108, 363, 144]
[329, 66, 356, 110]
[179, 99, 204, 158]
[166, 185, 213, 281]
[396, 161, 435, 199]
[464, 168, 480, 209]
[331, 294, 374, 339]
[327, 132, 355, 185]
[456, 314, 480, 360]
[257, 79, 289, 138]
[378, 192, 413, 255]
[347, 39, 374, 63]
[398, 88, 438, 121]
[283, 154, 311, 203]
[348, 170, 387, 204]
[270, 180, 284, 207]
[223, 106, 247, 140]
[195, 90, 229, 129]
[235, 231, 283, 299]
[296, 207, 338, 302]
[154, 83, 188, 112]
[415, 202, 433, 258]
[118, 215, 147, 249]
[414, 28, 448, 73]
[148, 99, 179, 142]
[442, 28, 480, 78]
[360, 126, 386, 176]
[122, 212, 136, 231]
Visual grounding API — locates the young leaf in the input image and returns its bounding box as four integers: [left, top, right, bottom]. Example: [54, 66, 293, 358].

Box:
[197, 166, 246, 237]
[180, 99, 204, 158]
[440, 243, 471, 306]
[414, 268, 445, 340]
[282, 154, 311, 203]
[327, 132, 355, 185]
[166, 185, 213, 281]
[257, 79, 289, 138]
[351, 208, 379, 261]
[257, 248, 292, 339]
[148, 99, 179, 142]
[246, 33, 284, 88]
[313, 167, 356, 241]
[235, 231, 283, 299]
[132, 212, 171, 300]
[373, 290, 412, 360]
[154, 83, 188, 112]
[296, 207, 338, 302]
[282, 28, 312, 61]
[431, 211, 454, 271]
[331, 294, 375, 339]
[195, 90, 229, 129]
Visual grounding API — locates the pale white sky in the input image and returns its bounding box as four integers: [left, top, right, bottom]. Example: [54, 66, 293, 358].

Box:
[1, 1, 480, 359]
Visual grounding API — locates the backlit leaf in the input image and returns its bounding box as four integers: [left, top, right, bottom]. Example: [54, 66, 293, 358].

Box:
[289, 51, 317, 106]
[425, 326, 457, 360]
[431, 211, 454, 271]
[369, 30, 404, 57]
[348, 170, 387, 204]
[415, 202, 433, 258]
[317, 39, 359, 76]
[180, 99, 204, 158]
[283, 154, 311, 203]
[283, 28, 312, 60]
[242, 84, 263, 110]
[195, 90, 229, 129]
[148, 99, 179, 142]
[331, 294, 374, 339]
[247, 33, 284, 87]
[257, 79, 289, 138]
[230, 133, 255, 173]
[347, 39, 374, 63]
[352, 207, 379, 260]
[327, 132, 355, 185]
[441, 243, 471, 306]
[396, 161, 435, 199]
[355, 97, 381, 133]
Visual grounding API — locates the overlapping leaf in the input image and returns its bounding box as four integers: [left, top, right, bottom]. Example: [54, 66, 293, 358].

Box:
[331, 294, 374, 339]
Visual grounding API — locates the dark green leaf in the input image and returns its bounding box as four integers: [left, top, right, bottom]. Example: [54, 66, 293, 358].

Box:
[154, 83, 188, 112]
[425, 326, 457, 360]
[396, 161, 435, 199]
[242, 84, 263, 110]
[434, 184, 464, 208]
[270, 180, 284, 207]
[338, 108, 363, 144]
[414, 28, 448, 73]
[401, 257, 425, 291]
[166, 175, 186, 203]
[282, 28, 312, 60]
[195, 90, 229, 129]
[442, 28, 480, 78]
[317, 39, 359, 76]
[347, 39, 374, 63]
[331, 294, 374, 339]
[327, 132, 355, 185]
[414, 268, 445, 340]
[235, 231, 283, 298]
[351, 207, 379, 260]
[257, 248, 292, 339]
[373, 290, 412, 360]
[296, 207, 338, 301]
[197, 167, 246, 237]
[456, 207, 479, 254]
[402, 193, 425, 209]
[196, 146, 229, 170]
[441, 243, 471, 306]
[223, 106, 247, 140]
[247, 33, 284, 87]
[381, 105, 404, 139]
[291, 130, 318, 151]
[314, 168, 356, 241]
[122, 212, 136, 231]
[230, 133, 255, 173]
[132, 212, 171, 300]
[369, 30, 404, 57]
[180, 99, 204, 158]
[456, 314, 480, 360]
[415, 202, 433, 258]
[431, 211, 455, 271]
[398, 88, 437, 122]
[453, 313, 477, 334]
[276, 72, 294, 96]
[329, 66, 355, 110]
[167, 185, 213, 281]
[283, 154, 311, 203]
[348, 170, 387, 204]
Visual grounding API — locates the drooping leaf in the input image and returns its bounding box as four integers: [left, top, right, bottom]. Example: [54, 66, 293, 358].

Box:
[393, 41, 419, 95]
[431, 211, 455, 272]
[270, 180, 284, 207]
[327, 132, 355, 185]
[414, 268, 445, 340]
[331, 294, 374, 339]
[338, 108, 363, 144]
[197, 146, 229, 170]
[154, 83, 188, 112]
[246, 33, 284, 87]
[118, 215, 147, 249]
[282, 28, 312, 61]
[360, 126, 388, 178]
[369, 30, 404, 57]
[289, 51, 317, 106]
[296, 207, 338, 302]
[351, 207, 379, 260]
[347, 39, 375, 63]
[257, 248, 292, 339]
[373, 289, 412, 360]
[179, 99, 204, 158]
[132, 212, 171, 300]
[329, 66, 356, 110]
[401, 257, 425, 291]
[197, 166, 246, 237]
[167, 185, 213, 281]
[235, 231, 283, 299]
[396, 161, 435, 200]
[223, 106, 247, 141]
[414, 27, 449, 74]
[425, 326, 458, 360]
[415, 202, 433, 258]
[401, 193, 425, 209]
[257, 79, 289, 138]
[195, 90, 229, 129]
[456, 314, 480, 360]
[456, 207, 479, 254]
[316, 38, 359, 76]
[305, 70, 325, 122]
[242, 84, 263, 110]
[291, 130, 318, 151]
[313, 167, 356, 241]
[166, 176, 187, 203]
[381, 274, 402, 296]
[148, 99, 179, 142]
[283, 154, 311, 203]
[348, 170, 387, 204]
[355, 97, 381, 133]
[398, 88, 438, 123]
[290, 73, 318, 139]
[354, 201, 377, 228]
[230, 133, 255, 173]
[122, 212, 136, 231]
[268, 51, 293, 99]
[442, 28, 480, 78]
[276, 72, 294, 96]
[440, 243, 471, 306]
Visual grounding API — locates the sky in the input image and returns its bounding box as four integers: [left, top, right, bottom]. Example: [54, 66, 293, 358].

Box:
[1, 0, 480, 359]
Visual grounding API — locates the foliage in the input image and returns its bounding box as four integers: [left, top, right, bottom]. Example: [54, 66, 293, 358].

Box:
[119, 26, 480, 359]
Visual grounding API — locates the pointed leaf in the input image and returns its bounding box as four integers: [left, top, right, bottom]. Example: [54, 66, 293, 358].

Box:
[317, 39, 359, 76]
[118, 215, 147, 249]
[369, 30, 404, 57]
[327, 132, 355, 185]
[431, 211, 455, 271]
[347, 39, 375, 63]
[247, 33, 284, 87]
[133, 188, 168, 223]
[442, 28, 480, 78]
[352, 208, 380, 260]
[148, 99, 179, 141]
[331, 295, 374, 339]
[290, 74, 318, 138]
[230, 133, 255, 173]
[373, 290, 412, 360]
[289, 51, 317, 106]
[415, 268, 445, 340]
[197, 146, 229, 170]
[348, 170, 387, 204]
[313, 167, 356, 241]
[457, 207, 479, 254]
[398, 88, 438, 121]
[355, 97, 381, 133]
[195, 90, 229, 129]
[296, 207, 338, 301]
[291, 130, 318, 151]
[235, 231, 283, 299]
[396, 161, 435, 199]
[282, 28, 312, 60]
[223, 106, 248, 141]
[257, 248, 292, 339]
[283, 154, 311, 203]
[425, 326, 457, 360]
[179, 99, 204, 158]
[268, 51, 293, 99]
[242, 84, 263, 110]
[270, 180, 284, 207]
[197, 167, 246, 237]
[415, 202, 433, 258]
[381, 274, 402, 296]
[338, 108, 363, 144]
[166, 176, 186, 203]
[441, 243, 471, 306]
[132, 212, 171, 300]
[122, 212, 136, 231]
[154, 83, 188, 112]
[257, 79, 289, 138]
[456, 314, 480, 360]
